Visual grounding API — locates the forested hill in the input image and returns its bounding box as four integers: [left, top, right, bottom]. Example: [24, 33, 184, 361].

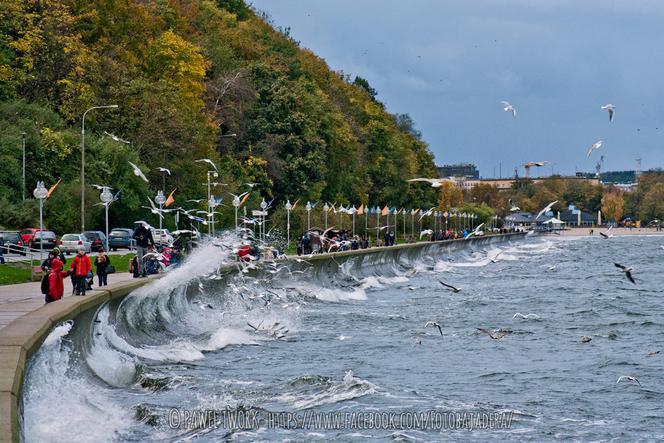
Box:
[0, 0, 438, 233]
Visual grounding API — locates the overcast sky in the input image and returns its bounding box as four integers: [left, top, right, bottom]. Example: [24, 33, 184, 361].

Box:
[251, 0, 664, 178]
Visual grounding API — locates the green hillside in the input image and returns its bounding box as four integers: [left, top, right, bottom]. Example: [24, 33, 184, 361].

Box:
[0, 0, 438, 233]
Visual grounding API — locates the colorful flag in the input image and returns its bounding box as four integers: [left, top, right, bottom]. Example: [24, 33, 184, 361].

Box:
[165, 188, 177, 207]
[240, 193, 250, 206]
[47, 178, 62, 198]
[357, 203, 364, 215]
[381, 206, 389, 216]
[291, 199, 300, 210]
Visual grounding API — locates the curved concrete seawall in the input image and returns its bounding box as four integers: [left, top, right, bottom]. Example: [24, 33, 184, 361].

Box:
[0, 231, 526, 442]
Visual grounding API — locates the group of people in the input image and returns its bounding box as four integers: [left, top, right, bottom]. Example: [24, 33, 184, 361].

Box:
[41, 247, 112, 303]
[129, 222, 184, 277]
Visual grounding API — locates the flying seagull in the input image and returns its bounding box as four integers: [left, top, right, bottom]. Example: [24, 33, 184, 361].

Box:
[616, 376, 641, 387]
[477, 328, 511, 340]
[501, 100, 516, 117]
[195, 158, 218, 172]
[615, 263, 636, 284]
[128, 161, 149, 182]
[490, 251, 503, 263]
[419, 229, 433, 239]
[407, 178, 454, 188]
[104, 131, 130, 144]
[90, 184, 112, 190]
[536, 200, 558, 219]
[601, 104, 615, 122]
[647, 351, 660, 357]
[599, 232, 614, 239]
[439, 281, 461, 293]
[187, 199, 205, 203]
[425, 321, 443, 336]
[157, 167, 171, 175]
[513, 313, 540, 319]
[587, 140, 603, 157]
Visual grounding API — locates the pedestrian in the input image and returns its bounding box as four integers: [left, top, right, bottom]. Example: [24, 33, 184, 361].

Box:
[53, 247, 67, 265]
[0, 237, 5, 265]
[41, 251, 57, 272]
[94, 251, 111, 287]
[45, 258, 70, 303]
[70, 248, 92, 296]
[132, 222, 154, 277]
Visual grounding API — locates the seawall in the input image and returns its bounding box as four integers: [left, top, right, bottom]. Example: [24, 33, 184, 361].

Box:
[0, 231, 526, 442]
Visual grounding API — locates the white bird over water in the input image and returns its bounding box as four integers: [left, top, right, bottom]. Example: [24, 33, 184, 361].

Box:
[128, 161, 149, 182]
[513, 313, 541, 320]
[587, 140, 603, 157]
[407, 178, 454, 188]
[616, 376, 641, 386]
[425, 321, 443, 336]
[536, 200, 558, 219]
[601, 104, 615, 122]
[501, 100, 517, 117]
[195, 158, 218, 172]
[419, 229, 433, 239]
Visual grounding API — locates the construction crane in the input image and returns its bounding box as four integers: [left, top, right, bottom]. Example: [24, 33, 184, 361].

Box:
[595, 155, 604, 178]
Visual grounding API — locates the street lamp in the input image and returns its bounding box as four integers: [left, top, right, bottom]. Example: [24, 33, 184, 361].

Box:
[285, 200, 292, 247]
[323, 202, 329, 230]
[305, 201, 312, 231]
[260, 198, 268, 241]
[21, 132, 26, 201]
[232, 194, 241, 231]
[155, 190, 166, 230]
[33, 181, 48, 261]
[206, 170, 218, 235]
[100, 187, 113, 251]
[81, 105, 118, 231]
[351, 205, 356, 236]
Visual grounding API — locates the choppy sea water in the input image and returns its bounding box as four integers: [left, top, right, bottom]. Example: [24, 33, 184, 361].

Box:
[21, 234, 664, 442]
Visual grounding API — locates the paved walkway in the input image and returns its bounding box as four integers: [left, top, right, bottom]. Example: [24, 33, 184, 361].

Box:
[0, 272, 138, 330]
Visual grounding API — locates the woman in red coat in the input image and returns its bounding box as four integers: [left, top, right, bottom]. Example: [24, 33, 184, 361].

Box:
[70, 249, 92, 296]
[46, 258, 71, 303]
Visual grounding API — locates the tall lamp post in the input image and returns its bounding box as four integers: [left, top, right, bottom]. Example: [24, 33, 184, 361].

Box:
[305, 201, 312, 231]
[260, 198, 268, 241]
[81, 105, 118, 231]
[351, 205, 356, 236]
[285, 200, 292, 247]
[323, 202, 329, 230]
[155, 190, 166, 230]
[33, 181, 48, 261]
[232, 194, 241, 231]
[206, 170, 218, 235]
[100, 187, 113, 251]
[21, 132, 26, 201]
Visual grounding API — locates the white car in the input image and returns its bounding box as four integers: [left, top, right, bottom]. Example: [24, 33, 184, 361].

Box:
[59, 233, 92, 254]
[153, 229, 174, 246]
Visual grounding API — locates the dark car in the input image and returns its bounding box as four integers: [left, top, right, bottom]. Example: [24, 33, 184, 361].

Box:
[0, 231, 26, 255]
[83, 231, 107, 252]
[108, 228, 134, 251]
[24, 230, 57, 250]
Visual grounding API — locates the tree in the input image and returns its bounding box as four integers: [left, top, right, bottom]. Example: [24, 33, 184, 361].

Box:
[639, 183, 664, 222]
[353, 76, 377, 100]
[438, 181, 463, 209]
[601, 191, 624, 223]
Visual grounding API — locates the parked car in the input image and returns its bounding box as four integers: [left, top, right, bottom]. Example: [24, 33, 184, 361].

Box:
[153, 229, 174, 246]
[83, 231, 107, 252]
[59, 233, 92, 254]
[0, 231, 26, 255]
[19, 228, 57, 250]
[108, 228, 134, 251]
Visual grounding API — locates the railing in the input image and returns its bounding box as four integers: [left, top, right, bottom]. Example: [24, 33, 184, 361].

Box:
[1, 244, 44, 281]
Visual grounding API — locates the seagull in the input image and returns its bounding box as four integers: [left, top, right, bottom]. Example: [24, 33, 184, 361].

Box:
[513, 313, 540, 320]
[229, 191, 249, 200]
[128, 161, 149, 182]
[615, 263, 636, 284]
[104, 131, 130, 144]
[509, 205, 521, 212]
[616, 376, 641, 387]
[601, 104, 615, 122]
[141, 197, 165, 219]
[425, 321, 443, 336]
[407, 178, 454, 188]
[524, 161, 549, 168]
[490, 251, 503, 263]
[195, 158, 218, 172]
[439, 281, 461, 293]
[244, 182, 258, 188]
[90, 184, 112, 190]
[419, 229, 433, 239]
[187, 199, 205, 203]
[536, 200, 558, 219]
[157, 167, 171, 175]
[647, 351, 660, 357]
[587, 140, 603, 158]
[581, 336, 592, 343]
[501, 100, 517, 117]
[477, 328, 511, 340]
[599, 232, 614, 239]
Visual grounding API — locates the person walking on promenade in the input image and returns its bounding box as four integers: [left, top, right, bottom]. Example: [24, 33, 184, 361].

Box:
[46, 258, 70, 303]
[0, 237, 5, 264]
[70, 248, 92, 295]
[53, 247, 67, 265]
[94, 251, 111, 287]
[41, 251, 57, 272]
[133, 222, 154, 277]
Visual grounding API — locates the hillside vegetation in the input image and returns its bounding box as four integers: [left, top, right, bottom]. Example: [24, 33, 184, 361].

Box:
[0, 0, 438, 233]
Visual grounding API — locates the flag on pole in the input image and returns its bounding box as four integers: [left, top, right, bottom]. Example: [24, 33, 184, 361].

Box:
[357, 203, 365, 215]
[47, 178, 62, 198]
[240, 193, 251, 206]
[291, 199, 300, 210]
[165, 188, 177, 207]
[381, 206, 389, 216]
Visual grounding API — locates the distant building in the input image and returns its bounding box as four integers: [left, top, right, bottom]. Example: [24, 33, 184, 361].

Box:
[437, 163, 479, 179]
[449, 176, 601, 191]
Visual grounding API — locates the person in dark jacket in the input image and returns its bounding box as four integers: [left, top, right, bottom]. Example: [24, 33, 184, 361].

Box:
[0, 237, 5, 264]
[94, 251, 111, 286]
[133, 222, 154, 277]
[52, 247, 66, 265]
[41, 251, 57, 272]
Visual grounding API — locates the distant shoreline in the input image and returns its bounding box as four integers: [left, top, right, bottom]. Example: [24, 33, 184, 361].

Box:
[556, 227, 664, 237]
